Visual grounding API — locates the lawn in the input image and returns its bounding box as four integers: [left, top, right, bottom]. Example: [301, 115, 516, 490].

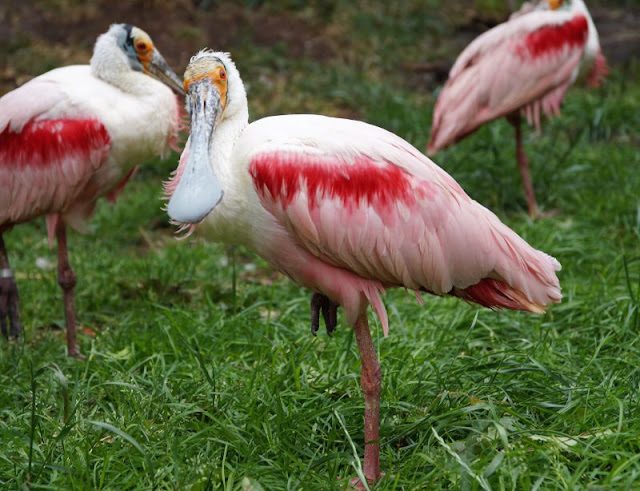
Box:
[1, 1, 640, 489]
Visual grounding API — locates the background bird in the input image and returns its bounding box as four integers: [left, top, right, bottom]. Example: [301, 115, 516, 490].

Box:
[428, 0, 607, 218]
[165, 50, 562, 484]
[0, 23, 184, 356]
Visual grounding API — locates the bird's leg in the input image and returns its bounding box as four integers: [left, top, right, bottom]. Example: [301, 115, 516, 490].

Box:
[0, 233, 21, 339]
[352, 315, 382, 483]
[324, 299, 338, 336]
[55, 222, 82, 358]
[311, 293, 322, 336]
[310, 293, 338, 336]
[512, 114, 541, 219]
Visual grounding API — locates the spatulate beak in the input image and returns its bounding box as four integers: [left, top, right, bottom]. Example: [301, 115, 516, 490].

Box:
[167, 77, 223, 224]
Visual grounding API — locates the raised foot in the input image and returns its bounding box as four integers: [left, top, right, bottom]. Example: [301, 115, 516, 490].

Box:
[0, 269, 22, 339]
[310, 293, 338, 337]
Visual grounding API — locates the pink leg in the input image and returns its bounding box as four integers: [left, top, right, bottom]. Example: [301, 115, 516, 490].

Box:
[513, 116, 541, 219]
[0, 233, 21, 339]
[352, 315, 382, 483]
[55, 222, 82, 357]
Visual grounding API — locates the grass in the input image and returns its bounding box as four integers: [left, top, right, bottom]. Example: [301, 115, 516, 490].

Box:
[2, 1, 640, 488]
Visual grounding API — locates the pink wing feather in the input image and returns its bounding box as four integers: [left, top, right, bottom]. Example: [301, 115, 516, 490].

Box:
[0, 78, 111, 227]
[248, 125, 561, 319]
[428, 11, 589, 153]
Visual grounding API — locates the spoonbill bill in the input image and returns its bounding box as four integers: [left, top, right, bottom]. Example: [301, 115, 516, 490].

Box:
[0, 24, 184, 356]
[428, 0, 607, 218]
[166, 51, 562, 484]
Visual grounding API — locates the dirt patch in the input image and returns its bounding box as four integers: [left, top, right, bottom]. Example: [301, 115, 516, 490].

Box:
[0, 0, 337, 87]
[0, 1, 638, 94]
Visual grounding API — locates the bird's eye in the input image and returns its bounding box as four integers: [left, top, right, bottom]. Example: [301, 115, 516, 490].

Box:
[136, 41, 148, 52]
[219, 68, 227, 80]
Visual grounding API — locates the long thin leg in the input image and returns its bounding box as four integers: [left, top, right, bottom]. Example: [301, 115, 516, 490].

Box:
[0, 233, 21, 339]
[513, 114, 541, 219]
[352, 315, 382, 483]
[55, 222, 81, 357]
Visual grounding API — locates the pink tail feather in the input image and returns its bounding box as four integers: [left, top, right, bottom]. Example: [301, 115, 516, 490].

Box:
[451, 208, 562, 313]
[363, 282, 388, 337]
[453, 278, 548, 314]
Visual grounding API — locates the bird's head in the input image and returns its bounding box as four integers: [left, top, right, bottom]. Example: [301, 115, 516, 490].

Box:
[167, 51, 246, 225]
[92, 23, 184, 96]
[183, 52, 230, 129]
[183, 51, 246, 121]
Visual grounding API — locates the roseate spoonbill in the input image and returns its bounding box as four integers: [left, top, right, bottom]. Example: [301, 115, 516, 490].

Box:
[0, 24, 184, 356]
[428, 0, 607, 218]
[165, 51, 561, 485]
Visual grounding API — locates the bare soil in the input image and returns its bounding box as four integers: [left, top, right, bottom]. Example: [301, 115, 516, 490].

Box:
[0, 1, 638, 94]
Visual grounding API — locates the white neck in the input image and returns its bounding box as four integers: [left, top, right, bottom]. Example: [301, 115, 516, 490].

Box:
[211, 105, 250, 182]
[198, 97, 250, 245]
[90, 32, 151, 96]
[570, 0, 600, 67]
[210, 58, 250, 181]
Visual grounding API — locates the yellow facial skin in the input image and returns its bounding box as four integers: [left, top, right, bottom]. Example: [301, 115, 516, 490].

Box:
[547, 0, 564, 10]
[184, 60, 228, 110]
[133, 32, 155, 73]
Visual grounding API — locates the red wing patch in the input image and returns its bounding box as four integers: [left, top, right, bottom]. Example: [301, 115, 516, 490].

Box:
[0, 118, 111, 170]
[517, 15, 588, 60]
[249, 151, 415, 210]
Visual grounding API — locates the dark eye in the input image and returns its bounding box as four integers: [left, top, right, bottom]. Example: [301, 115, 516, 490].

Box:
[136, 41, 148, 51]
[219, 68, 226, 80]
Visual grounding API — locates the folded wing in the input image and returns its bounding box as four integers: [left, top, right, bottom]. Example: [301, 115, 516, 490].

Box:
[428, 11, 589, 152]
[246, 116, 561, 311]
[0, 75, 111, 227]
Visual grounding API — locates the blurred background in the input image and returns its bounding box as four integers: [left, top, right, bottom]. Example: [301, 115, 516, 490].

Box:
[2, 0, 639, 121]
[2, 2, 640, 488]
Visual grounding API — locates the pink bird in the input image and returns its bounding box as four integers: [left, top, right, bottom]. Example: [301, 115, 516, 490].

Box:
[165, 51, 562, 485]
[0, 24, 184, 356]
[428, 0, 607, 218]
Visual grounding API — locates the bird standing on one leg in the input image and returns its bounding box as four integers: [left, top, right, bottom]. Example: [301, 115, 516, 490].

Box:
[165, 50, 561, 485]
[0, 24, 184, 356]
[428, 0, 607, 218]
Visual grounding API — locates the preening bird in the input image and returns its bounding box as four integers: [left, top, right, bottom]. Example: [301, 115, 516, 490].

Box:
[428, 0, 607, 218]
[166, 50, 561, 484]
[0, 24, 184, 356]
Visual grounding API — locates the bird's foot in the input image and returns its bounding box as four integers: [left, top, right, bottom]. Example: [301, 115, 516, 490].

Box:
[68, 348, 85, 360]
[0, 268, 21, 339]
[529, 207, 561, 220]
[64, 322, 84, 359]
[343, 472, 385, 490]
[310, 293, 338, 337]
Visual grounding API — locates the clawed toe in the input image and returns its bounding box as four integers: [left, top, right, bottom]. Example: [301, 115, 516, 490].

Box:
[68, 348, 85, 359]
[348, 473, 385, 489]
[0, 269, 22, 340]
[310, 293, 338, 337]
[530, 208, 561, 220]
